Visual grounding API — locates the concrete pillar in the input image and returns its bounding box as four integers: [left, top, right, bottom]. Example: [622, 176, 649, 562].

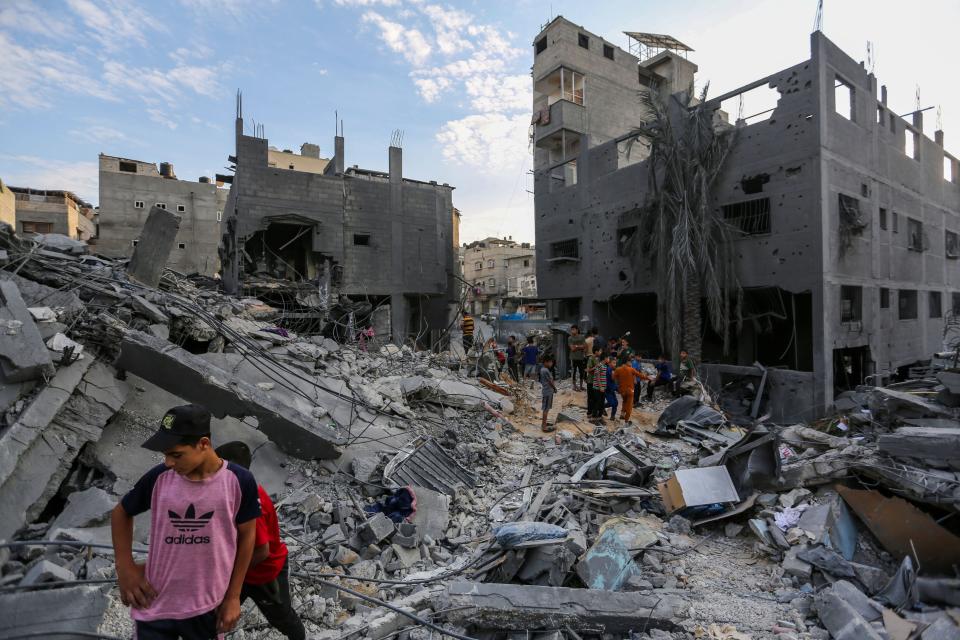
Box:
[128, 206, 181, 288]
[334, 136, 344, 175]
[935, 130, 945, 147]
[913, 110, 923, 132]
[881, 85, 887, 105]
[390, 293, 408, 345]
[389, 146, 402, 182]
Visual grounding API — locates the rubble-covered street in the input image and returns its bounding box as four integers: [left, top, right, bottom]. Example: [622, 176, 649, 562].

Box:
[1, 228, 959, 640]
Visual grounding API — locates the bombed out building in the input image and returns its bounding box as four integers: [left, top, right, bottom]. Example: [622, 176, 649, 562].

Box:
[532, 18, 960, 419]
[220, 101, 458, 344]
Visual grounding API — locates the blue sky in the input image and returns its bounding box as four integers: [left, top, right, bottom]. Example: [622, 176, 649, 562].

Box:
[2, 0, 959, 243]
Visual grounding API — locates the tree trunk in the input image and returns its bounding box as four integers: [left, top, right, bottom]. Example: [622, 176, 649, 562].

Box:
[682, 275, 702, 362]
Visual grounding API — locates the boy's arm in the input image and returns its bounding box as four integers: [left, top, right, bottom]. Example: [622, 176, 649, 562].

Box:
[217, 519, 256, 633]
[111, 504, 156, 608]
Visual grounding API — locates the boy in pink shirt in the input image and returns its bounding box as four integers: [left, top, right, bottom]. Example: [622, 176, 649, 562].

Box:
[111, 404, 260, 639]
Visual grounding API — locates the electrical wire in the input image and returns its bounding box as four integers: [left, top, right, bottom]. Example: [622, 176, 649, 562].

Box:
[0, 633, 123, 640]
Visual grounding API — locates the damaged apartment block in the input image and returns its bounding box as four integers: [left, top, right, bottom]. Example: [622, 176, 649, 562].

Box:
[219, 96, 459, 345]
[532, 17, 960, 419]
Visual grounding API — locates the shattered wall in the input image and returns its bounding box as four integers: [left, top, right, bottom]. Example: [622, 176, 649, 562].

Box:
[222, 115, 456, 342]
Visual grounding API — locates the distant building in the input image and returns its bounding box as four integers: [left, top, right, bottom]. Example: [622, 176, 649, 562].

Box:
[97, 154, 228, 276]
[463, 237, 536, 315]
[220, 101, 458, 344]
[9, 187, 95, 240]
[0, 177, 14, 229]
[267, 143, 329, 174]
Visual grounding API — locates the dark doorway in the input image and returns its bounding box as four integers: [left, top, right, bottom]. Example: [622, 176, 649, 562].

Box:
[833, 346, 871, 393]
[243, 222, 317, 281]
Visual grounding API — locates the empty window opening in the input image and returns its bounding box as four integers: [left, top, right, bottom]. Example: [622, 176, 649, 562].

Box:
[899, 289, 918, 320]
[20, 221, 53, 234]
[945, 156, 955, 182]
[947, 231, 959, 259]
[719, 83, 780, 124]
[119, 161, 137, 173]
[537, 129, 582, 165]
[537, 67, 585, 106]
[840, 285, 862, 322]
[722, 197, 771, 235]
[877, 105, 884, 124]
[474, 261, 482, 271]
[288, 164, 295, 170]
[953, 292, 960, 316]
[860, 183, 869, 198]
[838, 193, 866, 252]
[132, 239, 139, 246]
[177, 204, 185, 212]
[879, 207, 888, 230]
[487, 259, 495, 268]
[834, 76, 854, 121]
[880, 287, 890, 309]
[740, 173, 770, 195]
[156, 202, 166, 210]
[353, 234, 370, 246]
[535, 37, 547, 55]
[617, 226, 637, 256]
[603, 44, 615, 60]
[242, 222, 318, 282]
[548, 158, 578, 192]
[905, 129, 919, 160]
[523, 259, 530, 267]
[134, 200, 144, 209]
[893, 211, 899, 234]
[488, 278, 496, 288]
[578, 33, 589, 49]
[178, 243, 186, 249]
[907, 218, 923, 251]
[930, 291, 942, 318]
[549, 239, 579, 260]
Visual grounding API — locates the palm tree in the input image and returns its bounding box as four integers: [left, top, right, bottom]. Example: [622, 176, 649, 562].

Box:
[629, 84, 741, 363]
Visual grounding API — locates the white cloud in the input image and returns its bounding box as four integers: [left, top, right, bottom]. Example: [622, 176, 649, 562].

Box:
[169, 44, 213, 65]
[0, 32, 112, 109]
[421, 4, 474, 56]
[65, 0, 164, 51]
[0, 155, 99, 205]
[68, 124, 132, 144]
[361, 11, 432, 66]
[103, 61, 223, 105]
[0, 0, 72, 38]
[413, 76, 451, 103]
[465, 73, 530, 113]
[436, 113, 529, 172]
[333, 0, 400, 6]
[147, 108, 178, 130]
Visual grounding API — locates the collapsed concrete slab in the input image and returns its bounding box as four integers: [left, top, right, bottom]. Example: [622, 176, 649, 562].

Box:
[878, 426, 960, 463]
[0, 584, 111, 636]
[443, 582, 687, 632]
[127, 205, 181, 287]
[0, 280, 55, 382]
[115, 329, 346, 459]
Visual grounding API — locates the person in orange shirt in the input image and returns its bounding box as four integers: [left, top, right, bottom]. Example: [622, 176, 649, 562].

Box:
[612, 360, 648, 423]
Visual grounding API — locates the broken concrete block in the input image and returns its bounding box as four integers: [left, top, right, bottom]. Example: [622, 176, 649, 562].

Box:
[444, 582, 688, 632]
[49, 487, 115, 531]
[393, 522, 419, 548]
[0, 281, 54, 382]
[127, 206, 181, 287]
[575, 524, 643, 591]
[814, 591, 884, 640]
[878, 427, 960, 462]
[20, 559, 75, 586]
[0, 584, 110, 636]
[920, 617, 960, 640]
[390, 542, 422, 568]
[782, 547, 813, 581]
[129, 294, 169, 323]
[115, 330, 346, 459]
[409, 485, 450, 541]
[359, 512, 395, 545]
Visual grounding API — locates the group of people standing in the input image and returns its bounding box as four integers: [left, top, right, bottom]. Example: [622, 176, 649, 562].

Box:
[568, 325, 696, 426]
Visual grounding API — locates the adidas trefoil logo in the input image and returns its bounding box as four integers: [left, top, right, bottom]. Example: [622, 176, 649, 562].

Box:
[168, 503, 214, 532]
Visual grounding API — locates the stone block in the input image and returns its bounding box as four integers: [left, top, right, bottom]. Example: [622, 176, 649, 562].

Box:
[0, 584, 110, 636]
[0, 281, 54, 382]
[359, 512, 395, 545]
[50, 487, 116, 531]
[20, 559, 75, 586]
[128, 206, 181, 287]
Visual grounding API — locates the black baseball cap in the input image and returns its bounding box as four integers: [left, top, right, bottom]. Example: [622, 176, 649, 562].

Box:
[142, 404, 212, 452]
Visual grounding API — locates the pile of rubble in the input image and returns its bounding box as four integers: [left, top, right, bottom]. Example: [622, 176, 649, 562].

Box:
[1, 223, 959, 640]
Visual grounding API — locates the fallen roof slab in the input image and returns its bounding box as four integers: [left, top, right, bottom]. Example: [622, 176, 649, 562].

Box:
[443, 582, 687, 632]
[0, 280, 55, 382]
[115, 329, 346, 459]
[0, 584, 111, 636]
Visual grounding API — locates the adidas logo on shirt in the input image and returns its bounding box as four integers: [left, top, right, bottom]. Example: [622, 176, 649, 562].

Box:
[165, 503, 214, 544]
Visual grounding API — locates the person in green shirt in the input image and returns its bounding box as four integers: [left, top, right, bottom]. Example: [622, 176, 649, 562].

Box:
[674, 349, 697, 395]
[568, 325, 587, 391]
[616, 336, 634, 367]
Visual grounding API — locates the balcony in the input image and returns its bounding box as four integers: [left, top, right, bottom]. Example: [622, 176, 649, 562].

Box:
[533, 99, 586, 144]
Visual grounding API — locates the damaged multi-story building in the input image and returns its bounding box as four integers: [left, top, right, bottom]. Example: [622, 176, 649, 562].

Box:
[532, 17, 960, 419]
[8, 186, 96, 241]
[462, 237, 538, 316]
[97, 155, 229, 276]
[220, 101, 458, 344]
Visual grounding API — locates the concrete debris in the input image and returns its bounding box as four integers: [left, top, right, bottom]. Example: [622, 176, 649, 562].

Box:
[127, 205, 181, 287]
[0, 280, 55, 382]
[2, 220, 960, 640]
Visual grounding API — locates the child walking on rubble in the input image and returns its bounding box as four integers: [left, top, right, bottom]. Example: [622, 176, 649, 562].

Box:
[215, 442, 305, 640]
[111, 404, 260, 639]
[540, 355, 558, 432]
